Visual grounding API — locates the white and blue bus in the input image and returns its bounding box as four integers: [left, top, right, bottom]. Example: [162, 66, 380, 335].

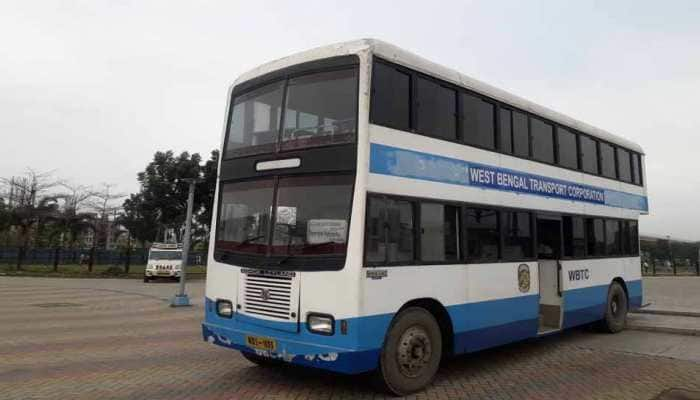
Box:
[203, 39, 647, 395]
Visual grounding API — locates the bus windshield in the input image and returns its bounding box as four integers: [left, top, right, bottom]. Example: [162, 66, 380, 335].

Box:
[215, 174, 354, 261]
[149, 250, 182, 260]
[224, 67, 358, 158]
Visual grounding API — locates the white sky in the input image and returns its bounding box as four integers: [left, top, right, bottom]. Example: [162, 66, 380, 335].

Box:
[1, 1, 699, 239]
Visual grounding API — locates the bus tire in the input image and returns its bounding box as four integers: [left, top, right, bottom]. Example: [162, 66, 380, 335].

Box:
[599, 281, 628, 333]
[375, 307, 442, 396]
[143, 276, 150, 283]
[240, 351, 281, 367]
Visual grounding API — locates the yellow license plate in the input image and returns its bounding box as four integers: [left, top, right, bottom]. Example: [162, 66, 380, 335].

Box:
[246, 335, 276, 351]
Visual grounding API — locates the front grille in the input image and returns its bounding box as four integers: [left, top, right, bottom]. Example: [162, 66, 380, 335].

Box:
[243, 273, 293, 320]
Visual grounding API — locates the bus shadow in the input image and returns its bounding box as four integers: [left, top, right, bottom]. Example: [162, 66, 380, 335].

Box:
[223, 326, 599, 397]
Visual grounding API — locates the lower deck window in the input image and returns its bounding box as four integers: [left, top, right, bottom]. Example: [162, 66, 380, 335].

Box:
[420, 203, 459, 262]
[365, 197, 415, 264]
[464, 208, 500, 261]
[364, 194, 639, 265]
[586, 218, 606, 256]
[501, 211, 533, 259]
[563, 216, 586, 257]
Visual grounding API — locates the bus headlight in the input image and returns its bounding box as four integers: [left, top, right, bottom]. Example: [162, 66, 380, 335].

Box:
[307, 313, 334, 335]
[216, 299, 234, 318]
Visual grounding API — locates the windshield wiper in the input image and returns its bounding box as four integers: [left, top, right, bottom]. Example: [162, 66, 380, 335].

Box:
[231, 235, 265, 249]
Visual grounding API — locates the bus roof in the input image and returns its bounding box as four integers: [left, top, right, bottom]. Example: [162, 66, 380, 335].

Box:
[233, 39, 644, 155]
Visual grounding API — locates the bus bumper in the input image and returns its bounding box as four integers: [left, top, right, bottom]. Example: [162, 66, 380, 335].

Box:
[201, 322, 380, 374]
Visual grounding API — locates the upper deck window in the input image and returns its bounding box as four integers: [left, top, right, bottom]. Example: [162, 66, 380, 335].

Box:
[371, 62, 411, 131]
[225, 82, 283, 158]
[224, 64, 358, 159]
[531, 117, 554, 164]
[416, 77, 457, 140]
[281, 69, 358, 151]
[368, 58, 644, 187]
[557, 127, 578, 169]
[599, 142, 617, 179]
[580, 135, 599, 175]
[617, 147, 632, 183]
[513, 111, 529, 158]
[632, 153, 643, 185]
[461, 93, 495, 149]
[498, 108, 513, 153]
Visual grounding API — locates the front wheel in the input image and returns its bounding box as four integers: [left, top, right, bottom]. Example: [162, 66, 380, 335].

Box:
[375, 307, 442, 396]
[143, 276, 150, 283]
[599, 282, 628, 333]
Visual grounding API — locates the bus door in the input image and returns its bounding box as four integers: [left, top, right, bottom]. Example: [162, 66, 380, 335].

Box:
[536, 214, 563, 334]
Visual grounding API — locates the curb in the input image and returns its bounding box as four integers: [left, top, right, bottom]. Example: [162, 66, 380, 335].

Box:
[631, 309, 700, 318]
[627, 324, 700, 337]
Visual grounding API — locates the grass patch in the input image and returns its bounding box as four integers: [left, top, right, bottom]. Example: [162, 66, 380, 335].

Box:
[0, 263, 207, 279]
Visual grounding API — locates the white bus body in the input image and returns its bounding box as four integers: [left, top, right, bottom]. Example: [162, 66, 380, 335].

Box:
[203, 39, 647, 394]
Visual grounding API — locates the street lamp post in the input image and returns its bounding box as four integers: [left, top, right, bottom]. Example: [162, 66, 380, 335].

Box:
[667, 235, 676, 276]
[171, 177, 201, 307]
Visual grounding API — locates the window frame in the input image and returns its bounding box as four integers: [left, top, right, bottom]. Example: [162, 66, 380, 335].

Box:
[459, 91, 497, 151]
[224, 59, 360, 161]
[556, 126, 580, 170]
[529, 116, 556, 165]
[500, 210, 535, 261]
[364, 192, 641, 267]
[369, 58, 645, 187]
[598, 140, 618, 180]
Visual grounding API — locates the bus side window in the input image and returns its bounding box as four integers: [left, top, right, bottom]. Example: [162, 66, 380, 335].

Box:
[365, 197, 387, 264]
[628, 220, 639, 255]
[420, 203, 459, 262]
[386, 200, 415, 263]
[586, 218, 605, 256]
[463, 207, 500, 261]
[563, 216, 586, 258]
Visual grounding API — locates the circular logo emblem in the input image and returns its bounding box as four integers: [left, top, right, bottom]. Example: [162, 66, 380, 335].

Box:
[260, 288, 271, 301]
[518, 264, 531, 293]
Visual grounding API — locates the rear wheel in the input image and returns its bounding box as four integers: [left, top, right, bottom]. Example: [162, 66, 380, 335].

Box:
[375, 307, 442, 396]
[599, 282, 628, 333]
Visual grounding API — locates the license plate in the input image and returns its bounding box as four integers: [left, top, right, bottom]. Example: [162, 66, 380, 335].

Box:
[246, 335, 276, 351]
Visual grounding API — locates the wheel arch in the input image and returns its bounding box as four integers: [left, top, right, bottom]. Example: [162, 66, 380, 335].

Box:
[397, 297, 455, 358]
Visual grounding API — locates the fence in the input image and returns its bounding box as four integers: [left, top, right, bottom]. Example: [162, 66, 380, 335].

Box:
[642, 259, 700, 276]
[0, 247, 207, 267]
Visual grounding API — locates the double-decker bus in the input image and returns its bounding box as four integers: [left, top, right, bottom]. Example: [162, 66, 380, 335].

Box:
[202, 39, 647, 395]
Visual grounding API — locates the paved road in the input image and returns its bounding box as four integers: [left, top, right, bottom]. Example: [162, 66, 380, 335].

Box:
[1, 277, 700, 400]
[643, 276, 700, 313]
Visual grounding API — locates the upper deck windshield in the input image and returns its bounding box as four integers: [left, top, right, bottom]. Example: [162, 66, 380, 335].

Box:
[224, 67, 358, 159]
[215, 174, 354, 269]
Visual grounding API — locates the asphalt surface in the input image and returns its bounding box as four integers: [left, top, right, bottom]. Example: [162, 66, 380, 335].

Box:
[1, 277, 700, 400]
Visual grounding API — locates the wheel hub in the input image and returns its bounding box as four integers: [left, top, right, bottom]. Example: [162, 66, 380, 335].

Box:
[396, 325, 432, 378]
[611, 294, 621, 317]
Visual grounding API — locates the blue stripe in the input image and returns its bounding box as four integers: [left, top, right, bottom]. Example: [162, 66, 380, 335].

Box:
[369, 143, 648, 212]
[561, 279, 643, 328]
[203, 280, 640, 373]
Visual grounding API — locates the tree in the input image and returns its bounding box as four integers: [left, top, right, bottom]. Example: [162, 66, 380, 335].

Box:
[1, 170, 60, 270]
[0, 198, 8, 233]
[49, 183, 98, 271]
[127, 151, 204, 243]
[119, 193, 159, 246]
[90, 183, 126, 250]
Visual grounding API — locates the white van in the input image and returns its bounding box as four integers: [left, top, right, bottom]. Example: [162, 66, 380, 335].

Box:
[144, 243, 183, 282]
